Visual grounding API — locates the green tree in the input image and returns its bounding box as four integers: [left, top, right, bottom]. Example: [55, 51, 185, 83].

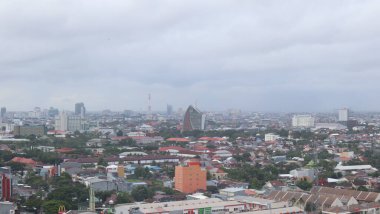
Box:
[117, 192, 134, 203]
[42, 200, 69, 214]
[117, 130, 123, 136]
[98, 157, 108, 166]
[296, 179, 313, 191]
[357, 186, 368, 191]
[25, 195, 43, 211]
[131, 186, 153, 202]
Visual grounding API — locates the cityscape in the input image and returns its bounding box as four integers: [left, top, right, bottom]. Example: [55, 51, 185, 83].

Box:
[1, 104, 380, 214]
[1, 1, 380, 214]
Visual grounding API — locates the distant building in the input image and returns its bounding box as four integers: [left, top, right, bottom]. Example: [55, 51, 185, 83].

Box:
[75, 102, 86, 118]
[264, 133, 280, 142]
[55, 111, 85, 132]
[292, 115, 315, 128]
[14, 125, 46, 136]
[175, 160, 207, 193]
[167, 104, 173, 115]
[0, 107, 6, 118]
[290, 168, 317, 181]
[182, 105, 206, 132]
[55, 111, 68, 131]
[338, 108, 349, 122]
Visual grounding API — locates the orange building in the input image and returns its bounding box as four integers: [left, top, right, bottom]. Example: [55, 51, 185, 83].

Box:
[174, 160, 207, 193]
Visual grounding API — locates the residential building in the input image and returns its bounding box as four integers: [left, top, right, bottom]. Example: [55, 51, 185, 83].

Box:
[55, 111, 68, 131]
[182, 105, 206, 132]
[264, 133, 280, 142]
[0, 168, 12, 201]
[292, 115, 315, 128]
[338, 108, 349, 122]
[289, 168, 317, 181]
[55, 111, 85, 131]
[174, 160, 207, 193]
[13, 125, 46, 136]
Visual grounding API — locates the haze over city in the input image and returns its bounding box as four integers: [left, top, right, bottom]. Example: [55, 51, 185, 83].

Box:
[1, 0, 380, 112]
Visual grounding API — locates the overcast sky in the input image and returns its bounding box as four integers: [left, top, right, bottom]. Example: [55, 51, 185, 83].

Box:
[1, 0, 380, 112]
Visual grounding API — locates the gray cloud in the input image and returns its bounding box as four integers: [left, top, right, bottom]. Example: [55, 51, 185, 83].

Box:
[1, 0, 380, 112]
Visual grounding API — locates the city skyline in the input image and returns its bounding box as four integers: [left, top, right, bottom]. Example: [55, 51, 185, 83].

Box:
[1, 1, 380, 111]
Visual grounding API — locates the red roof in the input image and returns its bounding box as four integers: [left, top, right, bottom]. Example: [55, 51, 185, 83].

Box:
[111, 136, 130, 141]
[166, 138, 190, 142]
[11, 157, 37, 165]
[159, 146, 186, 152]
[56, 148, 75, 153]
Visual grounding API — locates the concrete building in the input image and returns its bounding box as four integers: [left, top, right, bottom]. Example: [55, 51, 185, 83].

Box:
[174, 160, 207, 193]
[55, 111, 68, 131]
[338, 108, 349, 122]
[166, 104, 173, 116]
[289, 168, 317, 181]
[14, 125, 45, 136]
[0, 168, 12, 201]
[75, 102, 86, 118]
[182, 105, 206, 132]
[264, 133, 280, 142]
[55, 111, 85, 131]
[1, 107, 6, 118]
[0, 201, 16, 214]
[292, 115, 315, 128]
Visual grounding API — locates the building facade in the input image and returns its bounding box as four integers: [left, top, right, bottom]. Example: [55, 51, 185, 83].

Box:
[0, 169, 12, 201]
[175, 160, 207, 193]
[292, 115, 315, 128]
[14, 125, 45, 136]
[182, 105, 206, 132]
[75, 102, 86, 118]
[338, 108, 349, 122]
[55, 111, 85, 132]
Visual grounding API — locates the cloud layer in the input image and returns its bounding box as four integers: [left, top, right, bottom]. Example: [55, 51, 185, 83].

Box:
[1, 0, 380, 112]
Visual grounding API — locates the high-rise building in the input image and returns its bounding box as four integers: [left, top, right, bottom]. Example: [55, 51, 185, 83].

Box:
[338, 108, 349, 122]
[55, 111, 68, 131]
[174, 160, 206, 194]
[67, 115, 84, 131]
[166, 104, 173, 116]
[182, 105, 206, 132]
[0, 167, 12, 201]
[55, 111, 85, 132]
[75, 102, 86, 118]
[0, 107, 6, 118]
[292, 115, 315, 128]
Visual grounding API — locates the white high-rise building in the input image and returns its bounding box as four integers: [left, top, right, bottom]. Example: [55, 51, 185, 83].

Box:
[338, 108, 349, 122]
[55, 111, 68, 131]
[292, 115, 315, 128]
[55, 111, 84, 131]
